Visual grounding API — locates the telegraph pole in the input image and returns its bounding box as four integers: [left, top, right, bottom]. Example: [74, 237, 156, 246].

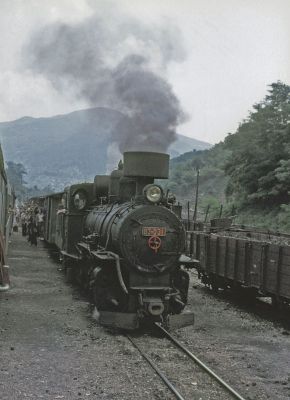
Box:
[193, 167, 200, 222]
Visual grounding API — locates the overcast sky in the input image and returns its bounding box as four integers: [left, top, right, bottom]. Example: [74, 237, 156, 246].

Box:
[0, 0, 289, 144]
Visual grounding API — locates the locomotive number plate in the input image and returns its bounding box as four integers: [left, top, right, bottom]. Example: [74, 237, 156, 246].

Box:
[142, 227, 166, 237]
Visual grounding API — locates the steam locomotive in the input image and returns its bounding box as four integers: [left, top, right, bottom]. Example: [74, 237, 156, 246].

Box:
[42, 151, 194, 329]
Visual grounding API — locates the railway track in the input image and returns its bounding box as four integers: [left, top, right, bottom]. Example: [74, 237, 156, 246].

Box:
[127, 323, 246, 400]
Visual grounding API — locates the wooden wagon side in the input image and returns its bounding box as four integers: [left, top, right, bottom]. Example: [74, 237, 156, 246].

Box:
[188, 231, 290, 304]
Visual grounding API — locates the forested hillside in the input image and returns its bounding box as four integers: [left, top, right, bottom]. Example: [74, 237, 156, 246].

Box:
[167, 81, 290, 231]
[164, 144, 229, 220]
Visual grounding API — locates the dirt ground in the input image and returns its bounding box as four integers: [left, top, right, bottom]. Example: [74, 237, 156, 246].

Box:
[1, 233, 290, 399]
[183, 276, 290, 400]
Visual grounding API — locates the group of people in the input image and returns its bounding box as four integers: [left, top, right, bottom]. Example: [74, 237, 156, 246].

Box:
[16, 203, 45, 246]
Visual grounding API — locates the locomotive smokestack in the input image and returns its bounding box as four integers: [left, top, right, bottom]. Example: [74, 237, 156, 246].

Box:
[123, 152, 169, 179]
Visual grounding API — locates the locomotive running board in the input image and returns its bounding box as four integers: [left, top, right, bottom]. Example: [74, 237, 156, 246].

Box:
[166, 312, 195, 331]
[99, 311, 139, 330]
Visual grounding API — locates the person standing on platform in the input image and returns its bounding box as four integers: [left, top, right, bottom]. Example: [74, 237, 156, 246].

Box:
[27, 217, 37, 246]
[20, 211, 28, 236]
[36, 209, 44, 237]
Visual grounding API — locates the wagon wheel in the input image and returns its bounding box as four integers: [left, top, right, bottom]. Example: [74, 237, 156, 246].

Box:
[210, 276, 219, 293]
[271, 295, 285, 311]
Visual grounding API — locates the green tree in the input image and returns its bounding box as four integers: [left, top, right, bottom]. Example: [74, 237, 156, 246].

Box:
[224, 81, 290, 206]
[6, 161, 28, 197]
[5, 162, 54, 200]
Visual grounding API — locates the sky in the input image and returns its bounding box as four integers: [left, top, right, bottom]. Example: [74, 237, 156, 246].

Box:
[0, 0, 289, 144]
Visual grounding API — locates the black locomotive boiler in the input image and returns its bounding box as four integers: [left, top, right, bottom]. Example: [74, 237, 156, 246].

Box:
[43, 151, 194, 329]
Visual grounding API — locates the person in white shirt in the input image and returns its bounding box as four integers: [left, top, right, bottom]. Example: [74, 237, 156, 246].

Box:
[36, 210, 44, 237]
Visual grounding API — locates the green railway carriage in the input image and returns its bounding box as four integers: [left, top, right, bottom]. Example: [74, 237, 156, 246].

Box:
[0, 144, 14, 288]
[43, 192, 64, 245]
[0, 145, 8, 236]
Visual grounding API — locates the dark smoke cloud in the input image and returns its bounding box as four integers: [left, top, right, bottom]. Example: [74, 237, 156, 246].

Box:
[23, 11, 186, 153]
[113, 55, 181, 152]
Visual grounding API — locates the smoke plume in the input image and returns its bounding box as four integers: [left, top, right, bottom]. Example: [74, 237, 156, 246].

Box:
[24, 9, 186, 154]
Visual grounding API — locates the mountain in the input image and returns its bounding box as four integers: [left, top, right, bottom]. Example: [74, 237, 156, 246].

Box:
[0, 107, 211, 191]
[169, 133, 212, 158]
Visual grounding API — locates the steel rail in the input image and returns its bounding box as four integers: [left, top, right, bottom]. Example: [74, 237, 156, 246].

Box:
[126, 335, 186, 400]
[155, 323, 246, 400]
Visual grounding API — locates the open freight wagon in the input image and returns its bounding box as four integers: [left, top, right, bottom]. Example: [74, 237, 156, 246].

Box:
[188, 227, 290, 306]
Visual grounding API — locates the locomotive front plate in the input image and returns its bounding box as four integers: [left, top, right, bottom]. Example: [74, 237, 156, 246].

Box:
[142, 227, 166, 236]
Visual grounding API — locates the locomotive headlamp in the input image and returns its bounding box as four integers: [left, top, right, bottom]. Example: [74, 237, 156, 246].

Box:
[144, 184, 163, 203]
[73, 190, 87, 210]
